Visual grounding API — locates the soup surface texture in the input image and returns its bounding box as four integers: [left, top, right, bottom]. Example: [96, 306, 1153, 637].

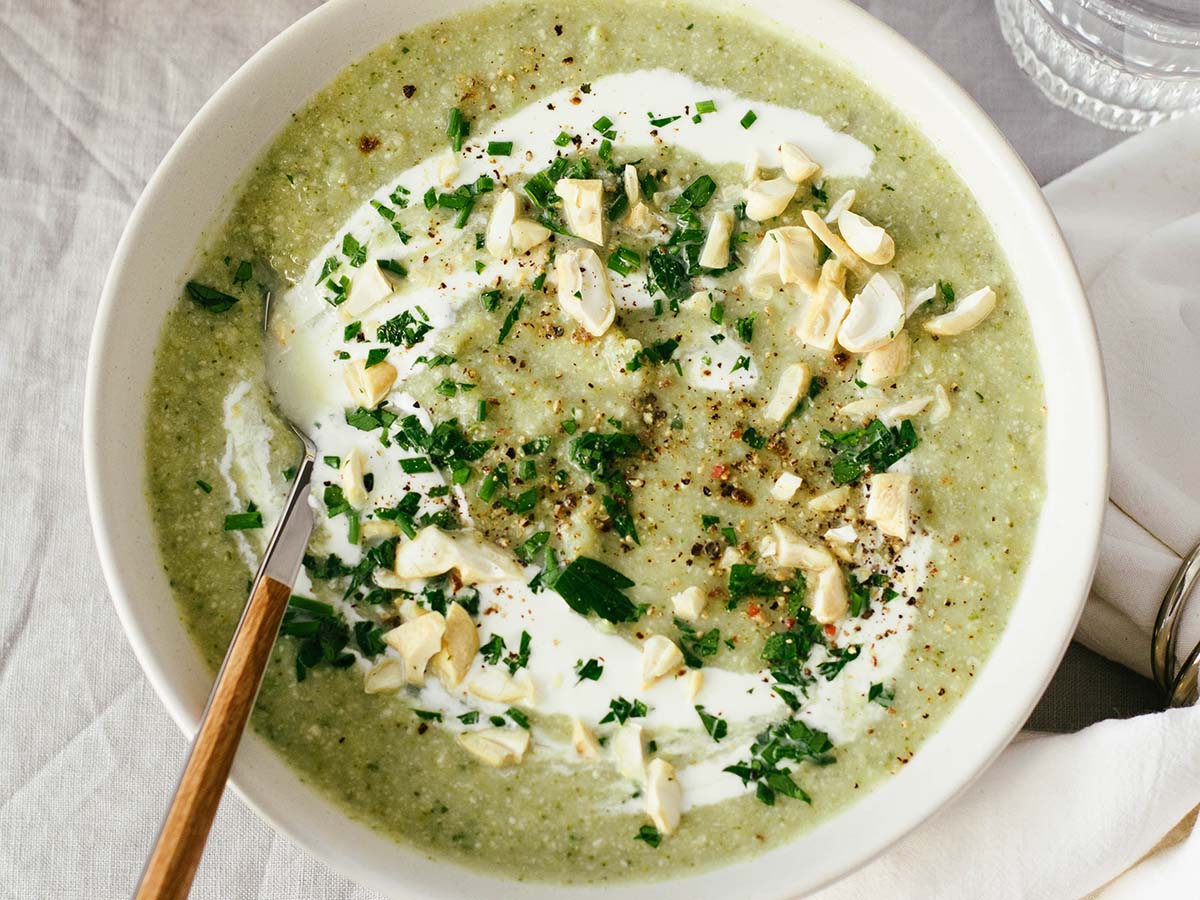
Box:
[147, 0, 1044, 883]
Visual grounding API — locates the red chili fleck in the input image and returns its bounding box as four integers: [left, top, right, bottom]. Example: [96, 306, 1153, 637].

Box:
[711, 464, 728, 479]
[747, 603, 761, 617]
[824, 624, 837, 637]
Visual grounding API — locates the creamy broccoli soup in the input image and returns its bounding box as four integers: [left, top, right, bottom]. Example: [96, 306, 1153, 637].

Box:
[146, 0, 1044, 884]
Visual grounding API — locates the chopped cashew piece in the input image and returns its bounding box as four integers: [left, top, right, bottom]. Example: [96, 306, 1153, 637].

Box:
[795, 258, 850, 351]
[429, 601, 479, 688]
[774, 227, 821, 291]
[339, 449, 368, 508]
[763, 362, 812, 424]
[642, 635, 684, 688]
[749, 226, 820, 294]
[510, 219, 551, 253]
[930, 383, 952, 424]
[923, 286, 997, 336]
[883, 395, 933, 422]
[839, 273, 906, 353]
[363, 659, 405, 694]
[770, 471, 804, 502]
[614, 723, 647, 781]
[555, 248, 616, 336]
[435, 153, 459, 187]
[837, 210, 895, 265]
[765, 522, 836, 570]
[699, 210, 734, 269]
[684, 669, 704, 702]
[645, 758, 683, 835]
[468, 668, 535, 704]
[743, 176, 798, 221]
[824, 188, 857, 224]
[344, 261, 395, 316]
[810, 565, 849, 623]
[623, 164, 641, 205]
[779, 142, 821, 184]
[626, 201, 658, 235]
[801, 209, 868, 276]
[361, 519, 404, 541]
[343, 358, 397, 408]
[907, 283, 938, 317]
[825, 524, 857, 545]
[866, 472, 914, 540]
[860, 330, 912, 386]
[809, 486, 850, 512]
[458, 728, 530, 767]
[672, 586, 707, 623]
[572, 719, 600, 758]
[383, 612, 446, 685]
[837, 397, 888, 423]
[394, 526, 524, 584]
[485, 189, 519, 257]
[556, 178, 605, 245]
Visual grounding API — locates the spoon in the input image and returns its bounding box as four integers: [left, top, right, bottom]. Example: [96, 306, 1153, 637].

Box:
[134, 292, 316, 900]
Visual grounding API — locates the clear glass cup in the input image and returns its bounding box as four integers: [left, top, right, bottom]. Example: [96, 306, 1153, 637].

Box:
[996, 0, 1200, 130]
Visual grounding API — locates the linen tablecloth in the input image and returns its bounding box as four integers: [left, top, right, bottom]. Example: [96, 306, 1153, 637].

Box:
[0, 1, 1167, 896]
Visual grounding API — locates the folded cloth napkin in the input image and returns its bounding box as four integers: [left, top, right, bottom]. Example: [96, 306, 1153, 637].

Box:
[810, 113, 1200, 899]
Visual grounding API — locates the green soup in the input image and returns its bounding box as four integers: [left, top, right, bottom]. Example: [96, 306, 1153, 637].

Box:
[146, 0, 1043, 884]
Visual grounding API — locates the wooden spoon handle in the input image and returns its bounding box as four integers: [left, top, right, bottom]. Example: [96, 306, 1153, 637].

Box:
[133, 574, 293, 900]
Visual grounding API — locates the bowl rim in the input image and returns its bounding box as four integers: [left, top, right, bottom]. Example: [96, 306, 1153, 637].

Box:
[85, 0, 1108, 896]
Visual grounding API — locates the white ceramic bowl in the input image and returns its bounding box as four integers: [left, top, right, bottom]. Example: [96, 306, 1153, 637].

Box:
[85, 0, 1108, 896]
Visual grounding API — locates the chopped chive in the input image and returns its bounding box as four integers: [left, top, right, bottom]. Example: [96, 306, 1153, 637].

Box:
[195, 479, 212, 493]
[497, 294, 524, 344]
[553, 131, 572, 147]
[223, 510, 263, 531]
[740, 110, 758, 129]
[486, 140, 513, 155]
[477, 399, 489, 422]
[593, 115, 614, 133]
[607, 245, 641, 276]
[446, 107, 469, 152]
[400, 457, 434, 474]
[378, 259, 407, 279]
[323, 455, 341, 468]
[696, 99, 717, 114]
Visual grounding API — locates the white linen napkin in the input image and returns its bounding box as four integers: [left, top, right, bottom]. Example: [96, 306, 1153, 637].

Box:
[810, 113, 1200, 899]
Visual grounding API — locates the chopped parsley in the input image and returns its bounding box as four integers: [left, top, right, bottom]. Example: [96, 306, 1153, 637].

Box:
[818, 419, 918, 484]
[574, 658, 604, 682]
[364, 348, 389, 369]
[377, 309, 432, 348]
[695, 705, 728, 741]
[634, 825, 662, 848]
[869, 682, 895, 708]
[185, 281, 239, 313]
[600, 695, 648, 725]
[341, 233, 368, 267]
[548, 556, 640, 623]
[724, 718, 833, 805]
[675, 617, 720, 669]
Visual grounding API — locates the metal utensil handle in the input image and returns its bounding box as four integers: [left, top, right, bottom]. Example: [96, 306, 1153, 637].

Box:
[133, 454, 314, 899]
[1152, 538, 1200, 707]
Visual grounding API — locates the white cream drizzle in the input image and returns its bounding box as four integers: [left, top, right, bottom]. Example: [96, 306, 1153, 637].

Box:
[216, 71, 933, 812]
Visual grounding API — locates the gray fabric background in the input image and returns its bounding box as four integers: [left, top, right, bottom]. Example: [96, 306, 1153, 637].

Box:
[0, 0, 1160, 896]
